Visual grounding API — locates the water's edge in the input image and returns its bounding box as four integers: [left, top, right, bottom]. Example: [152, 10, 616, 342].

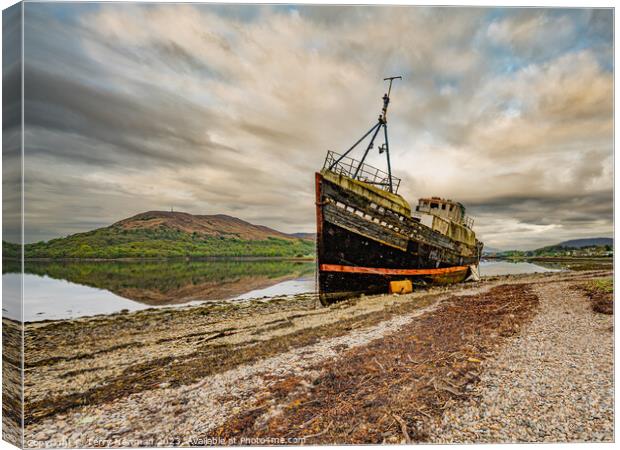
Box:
[3, 260, 561, 322]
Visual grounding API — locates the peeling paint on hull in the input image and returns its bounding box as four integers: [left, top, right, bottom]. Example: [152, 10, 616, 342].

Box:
[316, 172, 481, 305]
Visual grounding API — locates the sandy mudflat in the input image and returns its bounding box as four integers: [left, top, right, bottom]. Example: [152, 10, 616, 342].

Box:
[15, 269, 612, 446]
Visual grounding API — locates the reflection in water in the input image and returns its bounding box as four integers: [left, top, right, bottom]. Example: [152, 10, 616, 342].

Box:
[478, 260, 562, 276]
[3, 259, 315, 321]
[234, 278, 315, 300]
[2, 271, 22, 321]
[5, 259, 315, 304]
[2, 258, 571, 322]
[4, 273, 167, 322]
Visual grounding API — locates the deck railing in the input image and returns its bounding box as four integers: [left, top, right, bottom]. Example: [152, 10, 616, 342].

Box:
[464, 216, 474, 229]
[323, 151, 401, 194]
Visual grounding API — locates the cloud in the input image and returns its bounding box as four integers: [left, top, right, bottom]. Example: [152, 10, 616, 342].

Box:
[2, 3, 23, 244]
[486, 11, 576, 59]
[17, 4, 613, 250]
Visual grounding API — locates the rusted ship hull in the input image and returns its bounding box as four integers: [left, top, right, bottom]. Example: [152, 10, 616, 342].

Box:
[316, 172, 481, 305]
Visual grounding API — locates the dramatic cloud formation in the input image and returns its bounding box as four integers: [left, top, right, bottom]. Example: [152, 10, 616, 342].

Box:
[16, 4, 613, 249]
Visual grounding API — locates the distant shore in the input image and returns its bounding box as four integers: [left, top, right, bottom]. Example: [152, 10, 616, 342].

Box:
[483, 256, 612, 271]
[3, 255, 316, 262]
[483, 255, 612, 261]
[4, 255, 612, 264]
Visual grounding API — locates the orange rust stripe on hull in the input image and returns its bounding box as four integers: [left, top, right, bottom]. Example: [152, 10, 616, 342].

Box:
[319, 264, 469, 276]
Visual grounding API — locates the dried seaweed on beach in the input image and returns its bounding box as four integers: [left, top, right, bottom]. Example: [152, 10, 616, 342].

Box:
[216, 284, 539, 444]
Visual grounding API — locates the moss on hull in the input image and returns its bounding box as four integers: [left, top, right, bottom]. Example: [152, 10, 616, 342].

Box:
[321, 169, 412, 217]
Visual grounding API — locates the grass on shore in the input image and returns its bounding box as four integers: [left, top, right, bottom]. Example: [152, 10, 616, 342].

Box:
[588, 278, 613, 293]
[582, 278, 613, 314]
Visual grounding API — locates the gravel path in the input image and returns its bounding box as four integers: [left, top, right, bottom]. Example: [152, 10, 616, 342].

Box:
[428, 280, 614, 443]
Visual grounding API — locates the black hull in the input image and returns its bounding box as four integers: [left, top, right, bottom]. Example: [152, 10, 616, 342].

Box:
[315, 172, 481, 305]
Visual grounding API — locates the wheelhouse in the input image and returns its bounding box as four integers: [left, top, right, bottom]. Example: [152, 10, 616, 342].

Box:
[416, 197, 474, 228]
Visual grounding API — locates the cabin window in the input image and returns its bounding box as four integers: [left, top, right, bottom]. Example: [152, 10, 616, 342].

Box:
[441, 204, 446, 210]
[430, 202, 438, 208]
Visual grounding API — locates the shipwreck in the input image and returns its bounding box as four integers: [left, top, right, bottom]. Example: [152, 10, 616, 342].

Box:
[315, 77, 483, 305]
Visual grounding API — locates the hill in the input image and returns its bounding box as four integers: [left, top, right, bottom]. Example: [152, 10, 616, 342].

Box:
[113, 211, 308, 241]
[555, 237, 612, 248]
[497, 236, 613, 258]
[481, 246, 503, 255]
[289, 232, 316, 240]
[534, 237, 613, 255]
[3, 211, 315, 259]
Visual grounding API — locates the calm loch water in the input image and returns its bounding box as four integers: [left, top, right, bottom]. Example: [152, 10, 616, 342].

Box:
[3, 259, 561, 322]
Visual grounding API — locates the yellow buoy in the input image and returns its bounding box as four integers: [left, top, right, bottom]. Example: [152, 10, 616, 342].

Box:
[389, 279, 412, 295]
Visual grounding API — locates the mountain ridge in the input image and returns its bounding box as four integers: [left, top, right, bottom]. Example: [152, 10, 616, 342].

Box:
[554, 237, 612, 249]
[112, 211, 310, 241]
[482, 237, 613, 255]
[4, 211, 315, 259]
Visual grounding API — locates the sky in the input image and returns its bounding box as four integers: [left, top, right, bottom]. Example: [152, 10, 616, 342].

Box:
[4, 3, 614, 250]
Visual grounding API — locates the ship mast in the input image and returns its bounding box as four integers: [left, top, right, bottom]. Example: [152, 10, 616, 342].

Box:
[328, 76, 402, 193]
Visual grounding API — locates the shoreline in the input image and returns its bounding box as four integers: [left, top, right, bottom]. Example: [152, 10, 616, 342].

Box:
[4, 269, 612, 445]
[4, 258, 604, 325]
[483, 255, 612, 262]
[4, 255, 612, 263]
[3, 267, 577, 326]
[3, 255, 316, 263]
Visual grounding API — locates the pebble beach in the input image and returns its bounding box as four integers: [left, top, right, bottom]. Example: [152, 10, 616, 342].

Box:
[3, 268, 613, 446]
